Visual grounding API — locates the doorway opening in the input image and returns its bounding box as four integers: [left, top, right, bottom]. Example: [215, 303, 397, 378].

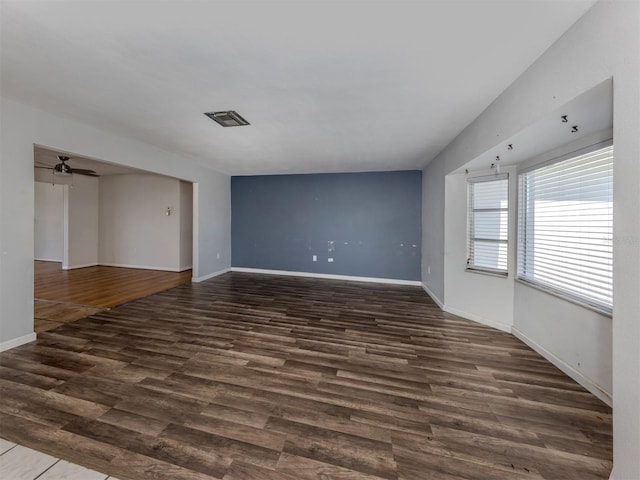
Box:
[33, 145, 195, 331]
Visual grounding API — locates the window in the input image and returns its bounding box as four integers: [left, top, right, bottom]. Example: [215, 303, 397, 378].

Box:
[518, 143, 613, 313]
[467, 174, 509, 275]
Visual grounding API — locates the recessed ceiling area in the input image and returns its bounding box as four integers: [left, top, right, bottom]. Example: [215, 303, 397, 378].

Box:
[2, 1, 598, 175]
[454, 79, 613, 174]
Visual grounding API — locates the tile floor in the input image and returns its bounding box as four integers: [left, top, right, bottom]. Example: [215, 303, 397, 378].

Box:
[0, 438, 120, 480]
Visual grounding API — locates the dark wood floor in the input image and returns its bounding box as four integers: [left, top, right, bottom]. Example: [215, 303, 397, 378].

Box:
[1, 273, 612, 480]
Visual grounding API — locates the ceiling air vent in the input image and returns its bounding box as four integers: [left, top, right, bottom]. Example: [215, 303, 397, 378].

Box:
[204, 110, 250, 127]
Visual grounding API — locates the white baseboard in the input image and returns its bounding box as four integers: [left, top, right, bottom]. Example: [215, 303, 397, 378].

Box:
[443, 305, 513, 333]
[62, 262, 98, 270]
[512, 326, 612, 406]
[192, 267, 231, 283]
[98, 263, 183, 272]
[230, 267, 422, 286]
[421, 283, 444, 309]
[0, 332, 37, 352]
[35, 257, 62, 262]
[62, 262, 192, 272]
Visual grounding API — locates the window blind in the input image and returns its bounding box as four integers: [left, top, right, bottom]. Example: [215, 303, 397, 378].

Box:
[517, 144, 613, 312]
[467, 175, 509, 274]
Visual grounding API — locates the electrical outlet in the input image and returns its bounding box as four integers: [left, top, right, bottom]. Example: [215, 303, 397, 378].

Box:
[328, 258, 334, 263]
[428, 265, 431, 274]
[216, 252, 220, 260]
[312, 255, 317, 262]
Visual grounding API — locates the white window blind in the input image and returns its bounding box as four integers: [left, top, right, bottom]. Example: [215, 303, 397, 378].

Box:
[517, 144, 613, 312]
[467, 175, 509, 274]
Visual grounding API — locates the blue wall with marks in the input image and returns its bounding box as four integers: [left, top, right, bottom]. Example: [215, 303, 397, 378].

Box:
[231, 170, 422, 280]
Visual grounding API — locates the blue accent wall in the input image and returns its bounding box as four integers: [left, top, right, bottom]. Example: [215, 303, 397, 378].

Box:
[231, 170, 422, 280]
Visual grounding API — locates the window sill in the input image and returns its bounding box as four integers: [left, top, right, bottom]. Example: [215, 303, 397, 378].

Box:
[515, 278, 612, 318]
[465, 267, 508, 279]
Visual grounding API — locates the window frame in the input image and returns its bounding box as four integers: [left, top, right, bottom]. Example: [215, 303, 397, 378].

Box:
[466, 173, 509, 277]
[516, 140, 614, 315]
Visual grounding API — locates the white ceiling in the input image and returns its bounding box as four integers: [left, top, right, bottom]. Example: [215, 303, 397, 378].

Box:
[1, 1, 597, 175]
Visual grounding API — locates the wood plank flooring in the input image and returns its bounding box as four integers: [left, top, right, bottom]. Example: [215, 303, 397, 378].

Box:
[34, 300, 107, 333]
[34, 261, 192, 308]
[2, 272, 613, 479]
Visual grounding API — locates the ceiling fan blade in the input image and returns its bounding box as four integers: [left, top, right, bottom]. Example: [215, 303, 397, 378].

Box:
[72, 169, 100, 177]
[35, 165, 54, 170]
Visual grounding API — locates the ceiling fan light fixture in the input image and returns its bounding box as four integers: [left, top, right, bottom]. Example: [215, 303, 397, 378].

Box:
[41, 154, 99, 177]
[204, 110, 250, 127]
[53, 162, 72, 176]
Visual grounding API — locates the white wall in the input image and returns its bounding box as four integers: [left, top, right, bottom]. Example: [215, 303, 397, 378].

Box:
[421, 154, 445, 304]
[99, 174, 187, 271]
[34, 182, 63, 261]
[513, 283, 612, 401]
[0, 96, 231, 352]
[64, 175, 99, 269]
[0, 97, 38, 350]
[180, 181, 193, 270]
[192, 176, 232, 281]
[443, 166, 517, 332]
[421, 2, 639, 477]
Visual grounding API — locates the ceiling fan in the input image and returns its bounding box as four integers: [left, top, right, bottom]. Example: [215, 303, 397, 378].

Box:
[35, 155, 100, 177]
